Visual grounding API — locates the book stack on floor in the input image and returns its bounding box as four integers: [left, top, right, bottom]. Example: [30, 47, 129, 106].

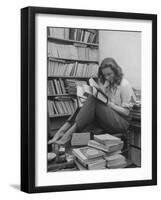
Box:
[73, 146, 106, 170]
[88, 133, 127, 169]
[71, 132, 91, 147]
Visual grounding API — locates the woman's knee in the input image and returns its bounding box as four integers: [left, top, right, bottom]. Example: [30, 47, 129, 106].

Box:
[96, 100, 112, 114]
[87, 95, 96, 102]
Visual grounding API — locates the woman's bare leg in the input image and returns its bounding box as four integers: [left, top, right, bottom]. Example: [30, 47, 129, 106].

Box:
[56, 95, 96, 145]
[75, 95, 96, 131]
[48, 121, 72, 144]
[56, 123, 77, 145]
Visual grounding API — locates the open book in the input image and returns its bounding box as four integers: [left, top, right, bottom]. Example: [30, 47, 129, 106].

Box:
[77, 78, 108, 104]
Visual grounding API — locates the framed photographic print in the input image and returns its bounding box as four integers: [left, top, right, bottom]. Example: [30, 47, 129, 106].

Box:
[21, 6, 157, 193]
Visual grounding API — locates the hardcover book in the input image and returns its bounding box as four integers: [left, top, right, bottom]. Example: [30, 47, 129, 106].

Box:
[77, 78, 108, 104]
[88, 139, 123, 153]
[72, 146, 105, 164]
[75, 157, 106, 170]
[104, 154, 126, 165]
[94, 133, 122, 145]
[106, 161, 127, 169]
[71, 132, 91, 146]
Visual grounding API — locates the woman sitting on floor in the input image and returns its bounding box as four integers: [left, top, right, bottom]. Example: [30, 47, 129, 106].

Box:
[48, 57, 136, 145]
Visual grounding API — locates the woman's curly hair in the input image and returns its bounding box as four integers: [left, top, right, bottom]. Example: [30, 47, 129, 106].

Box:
[98, 57, 123, 86]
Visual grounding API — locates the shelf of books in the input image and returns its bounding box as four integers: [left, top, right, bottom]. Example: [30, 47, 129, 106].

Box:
[47, 27, 99, 137]
[128, 91, 141, 167]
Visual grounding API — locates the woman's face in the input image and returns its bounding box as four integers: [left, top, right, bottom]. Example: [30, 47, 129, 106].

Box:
[102, 67, 115, 83]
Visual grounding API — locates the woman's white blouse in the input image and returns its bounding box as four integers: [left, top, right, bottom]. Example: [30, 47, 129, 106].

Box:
[105, 78, 136, 108]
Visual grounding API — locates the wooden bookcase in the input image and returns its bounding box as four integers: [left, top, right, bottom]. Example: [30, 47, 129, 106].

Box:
[128, 100, 141, 167]
[47, 27, 99, 138]
[129, 124, 141, 167]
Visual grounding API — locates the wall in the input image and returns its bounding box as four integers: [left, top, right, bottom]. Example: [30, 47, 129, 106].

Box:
[99, 30, 141, 89]
[0, 0, 160, 200]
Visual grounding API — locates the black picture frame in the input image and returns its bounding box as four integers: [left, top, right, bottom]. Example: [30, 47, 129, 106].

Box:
[21, 6, 157, 193]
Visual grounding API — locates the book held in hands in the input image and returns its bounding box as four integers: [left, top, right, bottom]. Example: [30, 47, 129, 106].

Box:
[77, 78, 108, 104]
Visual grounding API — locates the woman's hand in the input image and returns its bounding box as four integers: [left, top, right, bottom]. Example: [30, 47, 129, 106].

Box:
[108, 101, 115, 107]
[108, 101, 130, 117]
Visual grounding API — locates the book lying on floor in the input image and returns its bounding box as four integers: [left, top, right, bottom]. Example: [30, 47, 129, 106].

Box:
[87, 158, 106, 170]
[71, 132, 91, 146]
[88, 140, 123, 153]
[77, 78, 108, 104]
[106, 160, 127, 169]
[104, 154, 125, 165]
[75, 157, 106, 170]
[94, 133, 122, 145]
[74, 159, 87, 170]
[72, 146, 105, 165]
[104, 154, 127, 169]
[88, 139, 123, 153]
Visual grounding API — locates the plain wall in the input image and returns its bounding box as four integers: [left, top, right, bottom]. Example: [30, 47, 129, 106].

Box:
[99, 30, 141, 89]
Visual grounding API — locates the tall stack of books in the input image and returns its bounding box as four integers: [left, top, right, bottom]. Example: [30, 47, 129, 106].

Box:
[72, 133, 127, 170]
[73, 146, 106, 170]
[88, 133, 127, 169]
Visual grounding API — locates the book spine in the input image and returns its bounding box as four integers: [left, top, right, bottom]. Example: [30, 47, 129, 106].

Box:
[72, 149, 88, 162]
[108, 142, 124, 152]
[88, 141, 109, 153]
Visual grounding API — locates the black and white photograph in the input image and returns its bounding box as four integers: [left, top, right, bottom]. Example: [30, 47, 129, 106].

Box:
[47, 27, 141, 172]
[20, 6, 157, 193]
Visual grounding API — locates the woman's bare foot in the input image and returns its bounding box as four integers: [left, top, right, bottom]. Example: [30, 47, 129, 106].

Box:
[55, 134, 71, 145]
[55, 123, 77, 145]
[48, 131, 64, 144]
[48, 122, 72, 144]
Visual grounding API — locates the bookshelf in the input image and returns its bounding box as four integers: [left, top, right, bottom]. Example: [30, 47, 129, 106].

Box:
[47, 27, 99, 138]
[128, 95, 141, 167]
[129, 124, 141, 167]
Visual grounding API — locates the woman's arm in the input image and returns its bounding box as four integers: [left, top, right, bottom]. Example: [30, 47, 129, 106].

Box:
[108, 79, 135, 117]
[108, 101, 130, 117]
